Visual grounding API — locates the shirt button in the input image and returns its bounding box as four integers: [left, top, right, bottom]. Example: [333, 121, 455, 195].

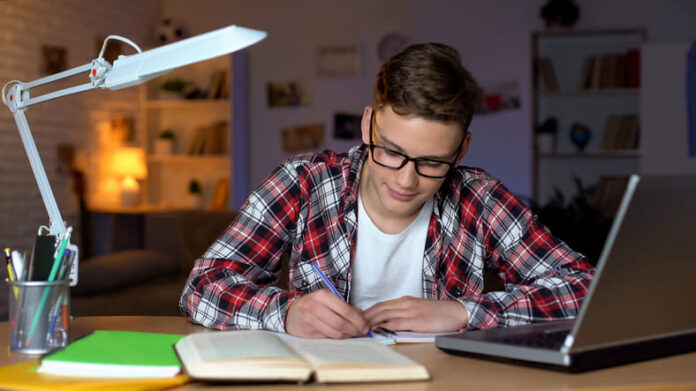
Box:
[301, 279, 310, 288]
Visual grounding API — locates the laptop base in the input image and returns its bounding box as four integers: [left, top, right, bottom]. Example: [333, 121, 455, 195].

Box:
[438, 331, 696, 373]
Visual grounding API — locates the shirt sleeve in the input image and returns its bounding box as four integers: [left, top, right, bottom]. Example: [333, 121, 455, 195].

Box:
[179, 161, 306, 331]
[458, 180, 595, 330]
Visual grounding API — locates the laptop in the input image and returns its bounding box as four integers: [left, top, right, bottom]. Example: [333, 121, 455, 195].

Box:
[436, 175, 696, 372]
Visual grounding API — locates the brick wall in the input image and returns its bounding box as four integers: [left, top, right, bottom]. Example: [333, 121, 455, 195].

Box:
[0, 0, 160, 253]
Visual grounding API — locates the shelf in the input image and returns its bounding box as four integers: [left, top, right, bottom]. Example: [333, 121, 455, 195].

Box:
[139, 55, 233, 209]
[535, 88, 639, 97]
[146, 154, 230, 164]
[144, 99, 230, 109]
[86, 203, 197, 214]
[533, 28, 647, 38]
[537, 150, 640, 159]
[532, 28, 645, 203]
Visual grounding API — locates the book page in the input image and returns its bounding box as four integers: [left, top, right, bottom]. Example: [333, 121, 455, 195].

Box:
[288, 340, 418, 367]
[187, 331, 302, 362]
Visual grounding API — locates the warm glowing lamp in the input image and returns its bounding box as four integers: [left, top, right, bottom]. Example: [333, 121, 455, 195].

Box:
[110, 147, 147, 206]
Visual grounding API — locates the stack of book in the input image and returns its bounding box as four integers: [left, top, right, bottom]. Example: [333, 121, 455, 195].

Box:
[207, 69, 229, 100]
[536, 57, 559, 91]
[592, 176, 630, 217]
[185, 121, 228, 155]
[602, 115, 640, 150]
[578, 48, 640, 90]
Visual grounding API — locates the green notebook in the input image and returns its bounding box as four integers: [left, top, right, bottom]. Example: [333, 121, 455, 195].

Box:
[38, 330, 185, 378]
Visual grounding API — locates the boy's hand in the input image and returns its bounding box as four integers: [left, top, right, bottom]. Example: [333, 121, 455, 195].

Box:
[364, 296, 469, 332]
[286, 289, 370, 339]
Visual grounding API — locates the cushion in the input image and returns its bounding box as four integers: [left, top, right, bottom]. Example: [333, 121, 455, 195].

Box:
[71, 250, 178, 296]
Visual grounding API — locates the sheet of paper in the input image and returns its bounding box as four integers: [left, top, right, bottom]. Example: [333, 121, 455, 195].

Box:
[271, 331, 395, 345]
[373, 329, 455, 343]
[288, 340, 416, 367]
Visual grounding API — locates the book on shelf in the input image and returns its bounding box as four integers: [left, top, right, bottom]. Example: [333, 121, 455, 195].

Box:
[581, 49, 640, 90]
[578, 56, 594, 90]
[615, 53, 628, 88]
[210, 178, 229, 211]
[622, 115, 640, 149]
[626, 48, 641, 88]
[536, 57, 559, 91]
[592, 176, 630, 217]
[207, 69, 229, 100]
[602, 115, 640, 150]
[185, 121, 228, 155]
[600, 54, 615, 88]
[589, 55, 603, 89]
[174, 330, 430, 383]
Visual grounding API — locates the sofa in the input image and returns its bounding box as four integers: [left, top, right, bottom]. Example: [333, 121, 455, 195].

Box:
[70, 210, 238, 317]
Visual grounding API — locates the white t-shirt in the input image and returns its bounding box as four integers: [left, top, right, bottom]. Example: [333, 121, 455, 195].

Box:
[349, 195, 432, 310]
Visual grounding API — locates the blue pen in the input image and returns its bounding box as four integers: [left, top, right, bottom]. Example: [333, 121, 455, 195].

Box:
[310, 262, 373, 338]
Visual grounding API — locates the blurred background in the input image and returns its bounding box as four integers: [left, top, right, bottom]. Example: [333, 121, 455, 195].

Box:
[1, 1, 695, 318]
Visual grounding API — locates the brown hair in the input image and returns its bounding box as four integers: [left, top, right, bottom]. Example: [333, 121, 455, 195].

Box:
[374, 43, 483, 133]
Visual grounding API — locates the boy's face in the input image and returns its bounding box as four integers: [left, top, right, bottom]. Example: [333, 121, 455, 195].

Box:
[359, 106, 471, 229]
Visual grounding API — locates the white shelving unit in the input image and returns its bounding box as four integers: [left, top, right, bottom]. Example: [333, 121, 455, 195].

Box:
[139, 55, 232, 210]
[532, 29, 646, 205]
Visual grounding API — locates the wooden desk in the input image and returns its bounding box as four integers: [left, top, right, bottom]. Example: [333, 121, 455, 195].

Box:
[2, 316, 696, 390]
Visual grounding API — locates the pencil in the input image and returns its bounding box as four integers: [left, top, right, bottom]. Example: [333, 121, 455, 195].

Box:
[311, 262, 373, 338]
[5, 248, 18, 299]
[26, 227, 72, 344]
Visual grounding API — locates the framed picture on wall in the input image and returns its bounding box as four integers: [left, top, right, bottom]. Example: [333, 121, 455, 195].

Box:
[267, 81, 311, 107]
[282, 123, 324, 152]
[476, 80, 521, 115]
[316, 45, 361, 77]
[334, 113, 362, 140]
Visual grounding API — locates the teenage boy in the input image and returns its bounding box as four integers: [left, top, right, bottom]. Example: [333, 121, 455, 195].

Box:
[180, 43, 594, 339]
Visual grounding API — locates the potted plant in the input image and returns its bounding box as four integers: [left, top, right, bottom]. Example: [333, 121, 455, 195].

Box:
[188, 179, 203, 209]
[530, 177, 613, 265]
[159, 78, 190, 99]
[154, 129, 175, 155]
[535, 117, 558, 153]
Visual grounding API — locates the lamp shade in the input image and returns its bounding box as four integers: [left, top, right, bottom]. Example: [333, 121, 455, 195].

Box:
[110, 147, 147, 179]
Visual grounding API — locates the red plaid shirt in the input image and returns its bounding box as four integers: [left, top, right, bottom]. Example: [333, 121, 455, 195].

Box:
[180, 145, 594, 331]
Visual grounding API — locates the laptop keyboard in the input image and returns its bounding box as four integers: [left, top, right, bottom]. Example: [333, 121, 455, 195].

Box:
[496, 329, 569, 350]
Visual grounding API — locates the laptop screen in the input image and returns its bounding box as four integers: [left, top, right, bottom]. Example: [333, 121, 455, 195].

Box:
[569, 175, 696, 352]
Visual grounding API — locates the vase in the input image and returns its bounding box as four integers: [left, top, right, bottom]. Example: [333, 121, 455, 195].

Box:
[189, 193, 203, 210]
[536, 133, 555, 153]
[154, 139, 174, 155]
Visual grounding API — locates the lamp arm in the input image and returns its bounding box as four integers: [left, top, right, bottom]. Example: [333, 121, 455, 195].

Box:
[11, 109, 66, 236]
[1, 60, 107, 288]
[2, 60, 111, 111]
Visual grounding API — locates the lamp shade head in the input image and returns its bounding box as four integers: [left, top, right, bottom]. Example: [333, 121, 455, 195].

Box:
[105, 25, 267, 90]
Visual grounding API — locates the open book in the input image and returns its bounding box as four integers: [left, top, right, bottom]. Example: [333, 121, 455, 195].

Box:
[174, 330, 429, 383]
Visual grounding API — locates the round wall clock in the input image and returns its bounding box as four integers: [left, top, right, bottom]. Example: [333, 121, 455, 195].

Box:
[377, 32, 409, 62]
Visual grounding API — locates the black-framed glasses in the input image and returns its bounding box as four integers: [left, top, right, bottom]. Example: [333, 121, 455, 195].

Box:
[368, 111, 463, 178]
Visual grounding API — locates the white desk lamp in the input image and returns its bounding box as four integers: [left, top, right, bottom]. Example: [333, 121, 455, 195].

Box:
[2, 25, 267, 285]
